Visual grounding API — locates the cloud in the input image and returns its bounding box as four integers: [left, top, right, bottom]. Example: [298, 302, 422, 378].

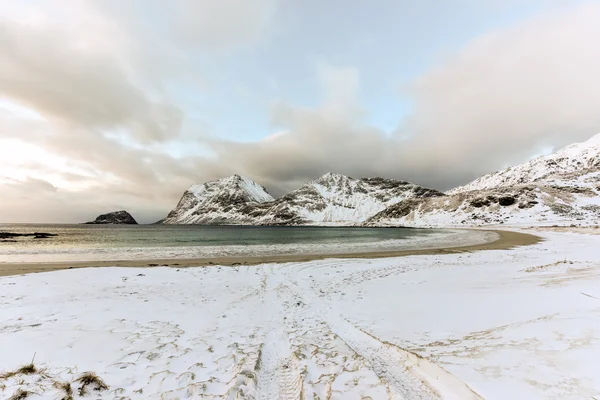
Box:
[206, 64, 392, 193]
[0, 0, 278, 143]
[2, 1, 600, 223]
[398, 1, 600, 183]
[2, 176, 57, 193]
[0, 2, 178, 142]
[0, 0, 281, 222]
[168, 0, 278, 49]
[208, 3, 600, 192]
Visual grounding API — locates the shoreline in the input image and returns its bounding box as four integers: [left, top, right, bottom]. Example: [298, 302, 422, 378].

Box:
[0, 229, 542, 277]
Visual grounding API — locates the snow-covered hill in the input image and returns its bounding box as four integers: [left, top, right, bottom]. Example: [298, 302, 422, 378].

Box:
[449, 133, 600, 194]
[368, 133, 600, 227]
[163, 173, 443, 225]
[367, 177, 600, 227]
[162, 175, 274, 224]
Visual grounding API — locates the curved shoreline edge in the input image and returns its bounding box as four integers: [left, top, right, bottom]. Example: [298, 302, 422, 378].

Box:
[0, 229, 543, 277]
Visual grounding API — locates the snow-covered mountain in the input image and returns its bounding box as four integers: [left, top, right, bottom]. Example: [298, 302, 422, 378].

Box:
[449, 133, 600, 194]
[162, 175, 274, 224]
[163, 173, 443, 225]
[368, 133, 600, 227]
[163, 134, 600, 227]
[249, 173, 444, 225]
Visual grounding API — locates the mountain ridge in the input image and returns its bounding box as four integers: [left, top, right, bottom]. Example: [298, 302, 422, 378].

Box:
[162, 172, 443, 225]
[161, 133, 600, 227]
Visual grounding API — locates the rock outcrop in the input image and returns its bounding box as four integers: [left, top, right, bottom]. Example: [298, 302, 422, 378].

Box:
[86, 210, 138, 225]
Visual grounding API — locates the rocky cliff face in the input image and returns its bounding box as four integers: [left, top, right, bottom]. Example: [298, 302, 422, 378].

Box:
[86, 210, 138, 224]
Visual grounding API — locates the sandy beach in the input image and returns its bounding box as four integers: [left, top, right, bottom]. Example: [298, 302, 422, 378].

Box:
[0, 229, 541, 277]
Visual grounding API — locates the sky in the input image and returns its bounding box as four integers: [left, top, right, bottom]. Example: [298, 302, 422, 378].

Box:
[1, 0, 600, 223]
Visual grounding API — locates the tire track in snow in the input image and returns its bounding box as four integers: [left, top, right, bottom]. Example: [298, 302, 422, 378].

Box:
[255, 267, 303, 400]
[275, 267, 483, 400]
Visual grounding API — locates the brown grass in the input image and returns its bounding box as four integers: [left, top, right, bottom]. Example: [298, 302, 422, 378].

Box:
[54, 381, 73, 400]
[75, 372, 108, 396]
[8, 389, 30, 400]
[0, 363, 37, 380]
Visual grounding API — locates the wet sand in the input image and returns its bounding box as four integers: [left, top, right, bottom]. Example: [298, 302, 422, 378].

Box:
[0, 229, 542, 277]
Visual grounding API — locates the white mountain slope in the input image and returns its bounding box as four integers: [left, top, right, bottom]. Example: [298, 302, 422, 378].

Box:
[162, 175, 274, 224]
[449, 133, 600, 194]
[368, 133, 600, 227]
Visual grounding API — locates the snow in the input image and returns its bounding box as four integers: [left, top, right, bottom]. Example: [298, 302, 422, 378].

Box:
[2, 229, 600, 399]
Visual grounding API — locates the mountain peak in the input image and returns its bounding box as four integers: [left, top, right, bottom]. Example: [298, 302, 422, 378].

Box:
[163, 175, 274, 224]
[313, 172, 350, 182]
[201, 175, 273, 202]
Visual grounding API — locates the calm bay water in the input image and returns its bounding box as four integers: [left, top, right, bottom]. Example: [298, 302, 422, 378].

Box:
[0, 224, 432, 248]
[0, 224, 466, 263]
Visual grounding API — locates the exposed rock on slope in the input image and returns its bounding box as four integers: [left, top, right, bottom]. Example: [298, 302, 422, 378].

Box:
[248, 173, 443, 225]
[162, 175, 274, 224]
[86, 210, 138, 225]
[367, 180, 600, 227]
[163, 173, 443, 225]
[369, 134, 600, 227]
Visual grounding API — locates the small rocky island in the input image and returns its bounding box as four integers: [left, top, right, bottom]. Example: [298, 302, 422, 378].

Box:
[0, 232, 58, 242]
[85, 210, 138, 225]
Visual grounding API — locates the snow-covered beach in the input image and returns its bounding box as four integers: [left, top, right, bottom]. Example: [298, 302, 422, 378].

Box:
[1, 228, 599, 399]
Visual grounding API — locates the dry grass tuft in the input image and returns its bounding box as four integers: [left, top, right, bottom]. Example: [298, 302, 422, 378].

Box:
[15, 364, 36, 375]
[8, 389, 30, 400]
[54, 381, 73, 400]
[0, 363, 37, 380]
[75, 372, 108, 396]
